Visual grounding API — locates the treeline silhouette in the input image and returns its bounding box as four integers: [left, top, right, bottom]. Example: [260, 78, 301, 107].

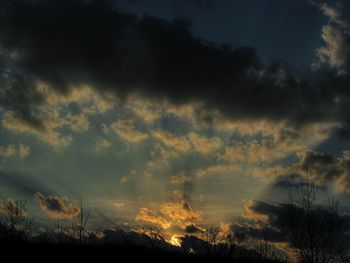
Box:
[0, 179, 348, 263]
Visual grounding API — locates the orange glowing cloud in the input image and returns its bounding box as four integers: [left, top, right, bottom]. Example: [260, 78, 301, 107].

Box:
[135, 199, 202, 231]
[135, 208, 171, 229]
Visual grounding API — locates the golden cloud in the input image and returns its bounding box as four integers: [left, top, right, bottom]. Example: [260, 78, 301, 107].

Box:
[111, 119, 149, 143]
[313, 4, 348, 70]
[128, 98, 162, 124]
[159, 200, 202, 229]
[0, 144, 30, 159]
[196, 164, 242, 178]
[187, 132, 222, 155]
[170, 173, 192, 184]
[219, 122, 332, 165]
[2, 110, 72, 149]
[0, 144, 16, 158]
[135, 199, 202, 231]
[1, 85, 119, 149]
[135, 207, 171, 229]
[154, 130, 222, 155]
[38, 84, 115, 113]
[64, 113, 90, 132]
[153, 131, 191, 152]
[18, 144, 30, 158]
[95, 138, 112, 153]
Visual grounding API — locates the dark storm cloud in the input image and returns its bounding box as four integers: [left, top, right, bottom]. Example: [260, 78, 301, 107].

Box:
[301, 151, 343, 181]
[300, 151, 350, 191]
[270, 151, 350, 193]
[176, 0, 213, 7]
[241, 200, 350, 244]
[0, 0, 350, 130]
[273, 173, 316, 189]
[0, 55, 45, 129]
[185, 223, 203, 233]
[247, 200, 289, 228]
[236, 224, 284, 243]
[34, 192, 80, 219]
[171, 0, 214, 16]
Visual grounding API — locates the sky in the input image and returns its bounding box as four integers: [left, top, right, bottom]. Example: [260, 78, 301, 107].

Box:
[1, 0, 350, 245]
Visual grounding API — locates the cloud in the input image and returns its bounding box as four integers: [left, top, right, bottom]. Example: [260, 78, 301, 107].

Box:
[63, 113, 90, 132]
[300, 151, 343, 184]
[243, 200, 270, 224]
[39, 85, 116, 113]
[18, 144, 30, 158]
[195, 162, 292, 183]
[145, 144, 178, 172]
[187, 132, 222, 155]
[313, 3, 350, 70]
[184, 224, 204, 234]
[249, 165, 292, 182]
[297, 150, 350, 193]
[135, 207, 171, 229]
[153, 131, 191, 152]
[120, 175, 131, 184]
[0, 144, 16, 158]
[111, 119, 149, 143]
[1, 0, 350, 134]
[135, 198, 202, 231]
[34, 192, 80, 219]
[219, 148, 350, 192]
[316, 25, 348, 69]
[159, 199, 202, 229]
[239, 198, 350, 246]
[113, 202, 125, 209]
[1, 84, 116, 148]
[272, 173, 313, 189]
[212, 149, 350, 193]
[0, 144, 30, 159]
[2, 110, 73, 149]
[219, 122, 332, 165]
[128, 98, 162, 124]
[153, 130, 222, 155]
[144, 171, 152, 178]
[335, 174, 350, 193]
[170, 173, 192, 184]
[95, 138, 112, 153]
[195, 164, 241, 178]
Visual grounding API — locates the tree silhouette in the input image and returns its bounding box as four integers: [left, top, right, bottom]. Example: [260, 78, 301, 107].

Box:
[142, 225, 165, 250]
[201, 226, 220, 256]
[72, 199, 91, 245]
[0, 199, 32, 240]
[256, 225, 289, 263]
[285, 172, 344, 263]
[222, 226, 246, 259]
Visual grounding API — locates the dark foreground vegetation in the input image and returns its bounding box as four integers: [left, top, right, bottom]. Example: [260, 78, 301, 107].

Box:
[0, 200, 283, 263]
[0, 238, 283, 263]
[0, 178, 349, 263]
